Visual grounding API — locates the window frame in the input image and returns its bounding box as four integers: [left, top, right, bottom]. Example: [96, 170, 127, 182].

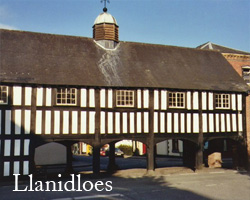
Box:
[214, 93, 231, 109]
[168, 91, 186, 109]
[0, 86, 8, 105]
[56, 88, 77, 106]
[242, 66, 250, 85]
[115, 89, 135, 108]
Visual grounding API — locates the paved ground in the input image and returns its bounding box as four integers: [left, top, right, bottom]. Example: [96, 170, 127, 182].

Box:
[0, 167, 249, 200]
[0, 156, 249, 200]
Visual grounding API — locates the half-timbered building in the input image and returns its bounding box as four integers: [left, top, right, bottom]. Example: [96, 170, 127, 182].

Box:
[0, 8, 249, 179]
[197, 42, 250, 166]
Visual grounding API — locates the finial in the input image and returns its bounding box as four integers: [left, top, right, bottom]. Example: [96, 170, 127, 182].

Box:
[101, 0, 110, 12]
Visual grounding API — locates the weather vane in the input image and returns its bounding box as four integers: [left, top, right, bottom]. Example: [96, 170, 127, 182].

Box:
[101, 0, 110, 12]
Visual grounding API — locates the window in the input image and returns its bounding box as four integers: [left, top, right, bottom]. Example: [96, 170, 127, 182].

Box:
[168, 92, 185, 108]
[56, 88, 77, 105]
[242, 66, 250, 85]
[0, 86, 8, 104]
[215, 94, 230, 109]
[116, 90, 134, 107]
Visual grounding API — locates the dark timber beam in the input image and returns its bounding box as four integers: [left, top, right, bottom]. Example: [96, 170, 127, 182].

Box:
[147, 90, 155, 171]
[93, 89, 101, 174]
[195, 91, 204, 170]
[107, 141, 118, 172]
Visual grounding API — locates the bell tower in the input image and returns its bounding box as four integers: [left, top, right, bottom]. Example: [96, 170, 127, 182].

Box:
[93, 1, 119, 49]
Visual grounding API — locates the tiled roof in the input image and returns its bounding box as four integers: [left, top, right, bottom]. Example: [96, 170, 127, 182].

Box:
[0, 29, 248, 92]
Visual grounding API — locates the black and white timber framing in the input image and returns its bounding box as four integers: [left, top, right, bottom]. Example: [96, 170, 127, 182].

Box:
[0, 28, 249, 179]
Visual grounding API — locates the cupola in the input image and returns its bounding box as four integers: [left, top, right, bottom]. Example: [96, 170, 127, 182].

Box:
[93, 7, 119, 49]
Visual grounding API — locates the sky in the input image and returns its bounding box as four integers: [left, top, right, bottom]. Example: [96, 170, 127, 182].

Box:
[0, 0, 250, 52]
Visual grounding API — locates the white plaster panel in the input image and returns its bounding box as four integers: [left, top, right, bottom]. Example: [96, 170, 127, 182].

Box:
[137, 90, 142, 108]
[202, 114, 207, 133]
[72, 111, 78, 134]
[144, 112, 149, 133]
[208, 92, 213, 110]
[24, 110, 31, 134]
[161, 90, 167, 110]
[81, 89, 87, 107]
[4, 162, 10, 176]
[23, 161, 29, 175]
[14, 139, 21, 156]
[160, 112, 165, 133]
[137, 112, 142, 133]
[36, 87, 43, 106]
[14, 161, 20, 174]
[46, 88, 52, 106]
[226, 114, 231, 132]
[45, 111, 51, 134]
[187, 92, 191, 110]
[215, 114, 219, 132]
[221, 114, 225, 132]
[54, 111, 60, 134]
[231, 94, 236, 110]
[193, 92, 199, 110]
[4, 140, 11, 156]
[100, 89, 106, 108]
[115, 112, 120, 133]
[143, 90, 149, 108]
[202, 92, 207, 110]
[237, 94, 242, 111]
[108, 112, 113, 134]
[108, 89, 113, 108]
[232, 114, 237, 131]
[181, 113, 185, 133]
[25, 87, 32, 106]
[174, 113, 179, 133]
[238, 114, 243, 132]
[89, 89, 95, 107]
[187, 113, 191, 133]
[209, 114, 214, 132]
[100, 111, 105, 134]
[130, 113, 135, 133]
[122, 113, 128, 133]
[36, 110, 42, 134]
[63, 111, 69, 134]
[193, 114, 199, 133]
[5, 110, 11, 135]
[81, 111, 87, 134]
[13, 86, 22, 105]
[89, 111, 95, 134]
[154, 112, 158, 133]
[15, 110, 22, 135]
[24, 139, 30, 156]
[167, 113, 172, 133]
[154, 90, 159, 110]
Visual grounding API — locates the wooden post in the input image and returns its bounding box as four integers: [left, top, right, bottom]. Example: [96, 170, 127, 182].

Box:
[196, 91, 203, 170]
[92, 88, 101, 174]
[107, 141, 118, 172]
[65, 143, 74, 174]
[147, 90, 155, 171]
[92, 146, 100, 174]
[241, 93, 249, 169]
